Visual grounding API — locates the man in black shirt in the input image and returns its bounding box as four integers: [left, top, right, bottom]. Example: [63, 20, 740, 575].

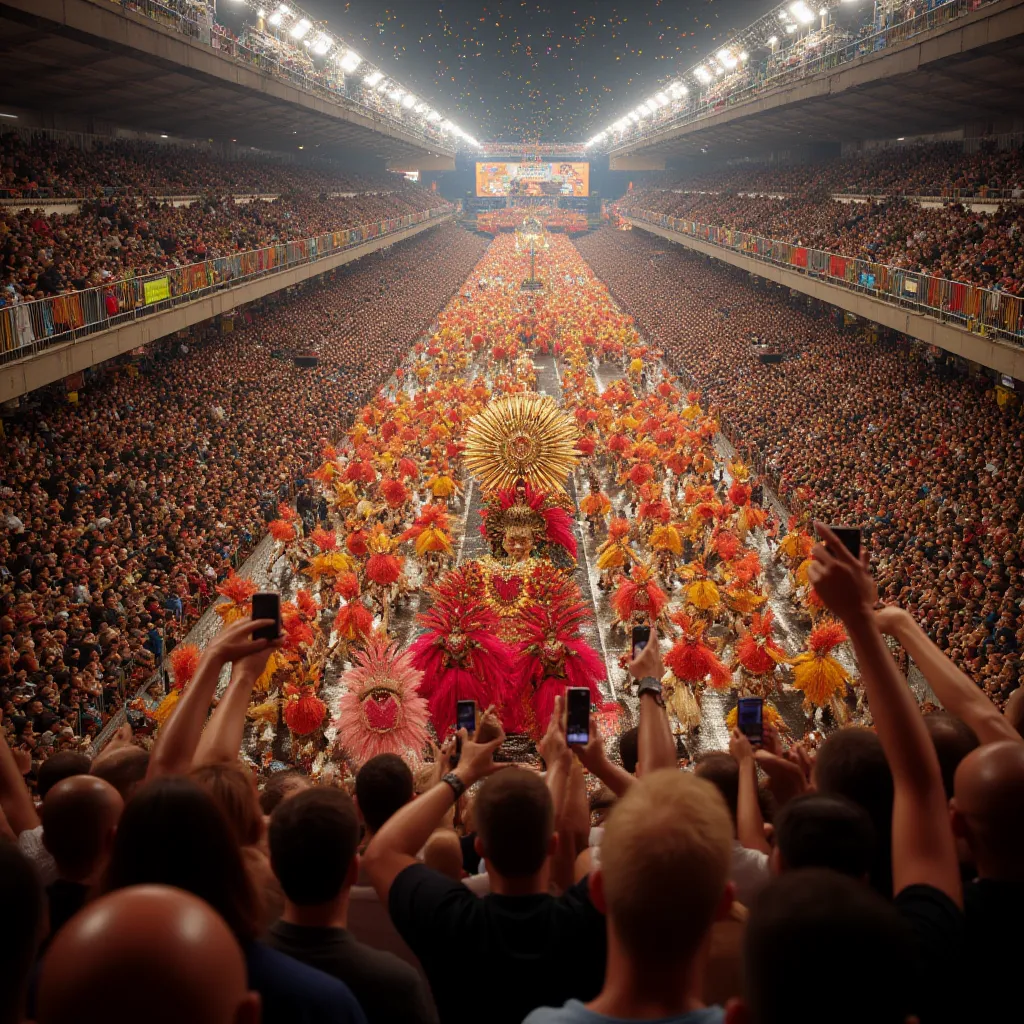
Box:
[364, 718, 606, 1024]
[267, 787, 436, 1024]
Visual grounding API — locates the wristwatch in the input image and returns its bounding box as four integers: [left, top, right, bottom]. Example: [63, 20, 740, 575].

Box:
[636, 676, 665, 707]
[441, 772, 467, 800]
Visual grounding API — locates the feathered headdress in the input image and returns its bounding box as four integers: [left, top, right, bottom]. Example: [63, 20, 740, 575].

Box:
[480, 481, 577, 560]
[611, 563, 668, 623]
[734, 610, 788, 676]
[409, 573, 516, 737]
[665, 613, 732, 689]
[214, 573, 258, 624]
[334, 639, 430, 764]
[153, 643, 202, 725]
[790, 621, 851, 709]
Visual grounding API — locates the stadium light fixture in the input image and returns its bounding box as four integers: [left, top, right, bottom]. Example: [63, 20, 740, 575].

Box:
[389, 88, 405, 101]
[363, 69, 383, 86]
[655, 92, 670, 106]
[427, 110, 442, 121]
[627, 111, 640, 123]
[267, 11, 283, 26]
[311, 32, 332, 56]
[694, 65, 712, 83]
[786, 23, 798, 33]
[637, 104, 652, 117]
[740, 51, 749, 61]
[338, 50, 361, 72]
[289, 17, 311, 39]
[402, 94, 417, 108]
[789, 2, 815, 25]
[768, 35, 778, 46]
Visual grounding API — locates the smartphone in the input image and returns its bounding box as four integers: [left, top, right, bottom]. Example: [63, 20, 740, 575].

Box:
[736, 697, 764, 747]
[565, 687, 591, 745]
[251, 591, 281, 641]
[817, 524, 862, 560]
[631, 625, 651, 661]
[456, 700, 478, 737]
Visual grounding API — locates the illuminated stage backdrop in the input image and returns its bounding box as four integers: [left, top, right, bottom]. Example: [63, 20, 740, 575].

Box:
[476, 162, 590, 198]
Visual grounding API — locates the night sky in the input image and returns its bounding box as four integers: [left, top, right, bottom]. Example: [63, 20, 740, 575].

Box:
[288, 0, 764, 142]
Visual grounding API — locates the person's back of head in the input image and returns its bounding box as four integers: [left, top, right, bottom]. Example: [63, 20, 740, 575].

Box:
[269, 786, 360, 906]
[102, 776, 258, 942]
[37, 886, 260, 1024]
[729, 869, 915, 1024]
[90, 746, 149, 802]
[191, 762, 264, 848]
[474, 767, 555, 881]
[774, 794, 874, 879]
[37, 751, 91, 798]
[355, 753, 414, 835]
[598, 768, 733, 971]
[694, 751, 739, 822]
[952, 740, 1024, 881]
[924, 711, 978, 800]
[813, 727, 894, 895]
[42, 775, 123, 883]
[617, 726, 639, 775]
[259, 767, 311, 815]
[0, 843, 44, 1024]
[422, 829, 465, 882]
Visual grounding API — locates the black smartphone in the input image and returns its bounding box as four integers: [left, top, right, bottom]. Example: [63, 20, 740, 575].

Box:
[251, 591, 281, 641]
[631, 624, 651, 660]
[565, 687, 591, 745]
[456, 700, 478, 737]
[736, 697, 764, 747]
[817, 524, 862, 560]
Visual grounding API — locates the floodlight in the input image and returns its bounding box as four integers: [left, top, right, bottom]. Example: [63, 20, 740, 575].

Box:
[427, 110, 442, 121]
[402, 94, 417, 108]
[377, 81, 390, 92]
[740, 51, 749, 61]
[628, 111, 640, 123]
[311, 32, 332, 56]
[694, 66, 712, 83]
[786, 23, 798, 33]
[338, 50, 362, 72]
[789, 2, 815, 25]
[655, 92, 670, 106]
[636, 104, 651, 117]
[363, 70, 383, 86]
[389, 88, 404, 101]
[614, 118, 630, 131]
[768, 35, 778, 46]
[268, 11, 283, 26]
[289, 17, 311, 39]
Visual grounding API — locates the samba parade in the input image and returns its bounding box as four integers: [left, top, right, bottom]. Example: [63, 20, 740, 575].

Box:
[119, 229, 859, 777]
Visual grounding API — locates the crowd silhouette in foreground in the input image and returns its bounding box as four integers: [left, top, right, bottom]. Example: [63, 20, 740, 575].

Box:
[0, 224, 488, 766]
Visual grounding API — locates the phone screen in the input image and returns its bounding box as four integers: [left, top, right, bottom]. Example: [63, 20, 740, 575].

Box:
[456, 700, 478, 737]
[631, 625, 651, 661]
[817, 524, 862, 560]
[736, 697, 764, 746]
[251, 592, 281, 641]
[565, 687, 591, 746]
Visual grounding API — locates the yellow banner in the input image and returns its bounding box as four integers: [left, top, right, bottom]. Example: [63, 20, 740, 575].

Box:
[143, 277, 170, 304]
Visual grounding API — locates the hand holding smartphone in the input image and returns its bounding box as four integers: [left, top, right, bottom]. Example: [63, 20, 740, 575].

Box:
[631, 625, 651, 661]
[736, 696, 764, 747]
[815, 524, 862, 561]
[453, 700, 478, 766]
[565, 687, 591, 746]
[251, 592, 281, 641]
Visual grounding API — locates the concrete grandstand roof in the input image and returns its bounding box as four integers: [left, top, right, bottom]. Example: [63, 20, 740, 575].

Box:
[611, 0, 1024, 164]
[0, 0, 454, 168]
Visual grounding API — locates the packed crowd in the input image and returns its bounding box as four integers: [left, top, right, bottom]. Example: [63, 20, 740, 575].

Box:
[648, 141, 1024, 198]
[2, 219, 1022, 1024]
[0, 133, 393, 198]
[575, 227, 1024, 706]
[0, 223, 488, 766]
[617, 189, 1024, 294]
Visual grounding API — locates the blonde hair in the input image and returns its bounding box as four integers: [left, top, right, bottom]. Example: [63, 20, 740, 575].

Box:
[600, 769, 732, 965]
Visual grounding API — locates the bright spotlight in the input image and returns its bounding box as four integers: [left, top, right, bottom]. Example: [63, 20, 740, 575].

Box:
[628, 111, 640, 123]
[311, 32, 332, 56]
[426, 110, 442, 122]
[338, 50, 361, 72]
[768, 36, 778, 46]
[694, 65, 712, 83]
[789, 2, 815, 25]
[402, 93, 417, 108]
[267, 12, 283, 26]
[636, 104, 651, 117]
[389, 88, 404, 101]
[786, 23, 798, 33]
[289, 17, 311, 39]
[363, 70, 383, 86]
[740, 51, 749, 61]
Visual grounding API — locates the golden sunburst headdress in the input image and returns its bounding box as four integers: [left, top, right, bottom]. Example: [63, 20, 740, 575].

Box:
[463, 394, 579, 494]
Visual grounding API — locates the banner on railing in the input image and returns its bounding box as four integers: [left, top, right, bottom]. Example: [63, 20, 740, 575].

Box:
[143, 278, 171, 304]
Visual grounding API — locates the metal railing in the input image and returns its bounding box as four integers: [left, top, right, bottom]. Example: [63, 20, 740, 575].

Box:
[626, 208, 1024, 346]
[108, 0, 454, 154]
[607, 0, 1001, 154]
[0, 206, 451, 362]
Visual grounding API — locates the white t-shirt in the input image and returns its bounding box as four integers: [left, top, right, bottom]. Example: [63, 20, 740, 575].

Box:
[730, 840, 770, 907]
[18, 825, 58, 886]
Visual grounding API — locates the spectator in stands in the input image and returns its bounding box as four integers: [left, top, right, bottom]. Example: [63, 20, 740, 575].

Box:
[268, 786, 438, 1024]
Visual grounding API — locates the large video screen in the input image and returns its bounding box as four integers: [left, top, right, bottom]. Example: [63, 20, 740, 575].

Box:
[476, 161, 590, 198]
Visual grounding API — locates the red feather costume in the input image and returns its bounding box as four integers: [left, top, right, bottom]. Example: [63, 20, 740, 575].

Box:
[665, 613, 732, 689]
[408, 573, 516, 737]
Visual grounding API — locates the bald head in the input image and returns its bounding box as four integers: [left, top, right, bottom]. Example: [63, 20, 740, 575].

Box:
[91, 746, 150, 801]
[42, 775, 123, 882]
[953, 741, 1024, 880]
[38, 886, 259, 1024]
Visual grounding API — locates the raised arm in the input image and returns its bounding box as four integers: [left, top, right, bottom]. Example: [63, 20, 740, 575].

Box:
[628, 633, 676, 776]
[730, 728, 771, 855]
[572, 716, 636, 796]
[147, 618, 279, 780]
[363, 716, 507, 903]
[0, 727, 39, 835]
[876, 605, 1021, 747]
[809, 525, 961, 906]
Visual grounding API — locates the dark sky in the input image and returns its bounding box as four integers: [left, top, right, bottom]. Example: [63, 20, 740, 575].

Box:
[290, 0, 763, 142]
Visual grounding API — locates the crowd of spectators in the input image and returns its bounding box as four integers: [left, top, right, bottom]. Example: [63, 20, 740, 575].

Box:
[2, 555, 1022, 1024]
[0, 133, 394, 198]
[0, 223, 488, 771]
[618, 188, 1024, 294]
[575, 227, 1023, 706]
